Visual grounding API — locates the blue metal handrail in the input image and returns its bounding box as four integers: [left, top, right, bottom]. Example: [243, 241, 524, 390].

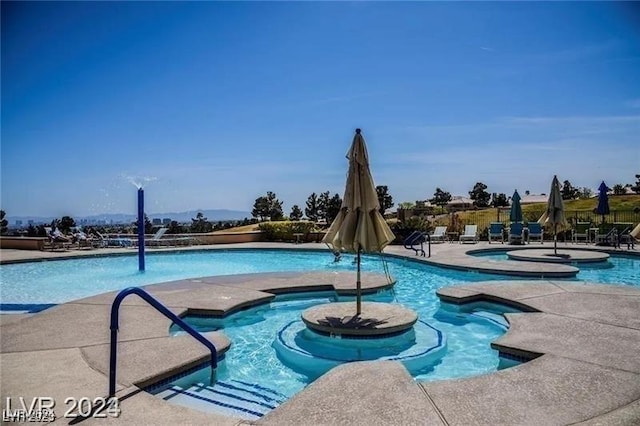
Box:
[108, 287, 217, 397]
[402, 231, 430, 257]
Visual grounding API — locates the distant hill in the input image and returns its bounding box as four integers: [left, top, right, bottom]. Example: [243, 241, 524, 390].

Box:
[6, 209, 252, 226]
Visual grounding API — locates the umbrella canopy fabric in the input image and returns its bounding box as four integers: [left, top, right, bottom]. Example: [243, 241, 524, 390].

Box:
[509, 190, 523, 223]
[322, 129, 395, 316]
[596, 181, 610, 220]
[322, 129, 395, 254]
[538, 175, 568, 229]
[538, 175, 567, 254]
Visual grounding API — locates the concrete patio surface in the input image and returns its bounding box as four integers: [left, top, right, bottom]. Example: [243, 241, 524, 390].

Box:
[1, 242, 639, 425]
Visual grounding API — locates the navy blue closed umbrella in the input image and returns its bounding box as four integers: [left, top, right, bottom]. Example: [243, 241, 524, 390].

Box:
[509, 190, 523, 223]
[596, 181, 610, 224]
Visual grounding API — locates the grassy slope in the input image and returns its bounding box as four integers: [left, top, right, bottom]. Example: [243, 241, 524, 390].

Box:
[436, 194, 640, 231]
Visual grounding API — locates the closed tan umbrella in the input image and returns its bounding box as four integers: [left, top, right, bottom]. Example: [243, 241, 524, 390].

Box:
[323, 129, 395, 315]
[538, 175, 568, 255]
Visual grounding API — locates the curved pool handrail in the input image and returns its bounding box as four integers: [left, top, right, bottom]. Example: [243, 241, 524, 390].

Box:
[109, 286, 217, 397]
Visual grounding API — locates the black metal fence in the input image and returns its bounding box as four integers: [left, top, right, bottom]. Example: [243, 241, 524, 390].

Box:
[433, 208, 638, 241]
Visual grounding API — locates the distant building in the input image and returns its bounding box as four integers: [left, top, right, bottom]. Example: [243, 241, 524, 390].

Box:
[397, 200, 436, 221]
[446, 196, 474, 212]
[162, 218, 171, 225]
[519, 194, 548, 205]
[15, 220, 22, 226]
[152, 218, 162, 225]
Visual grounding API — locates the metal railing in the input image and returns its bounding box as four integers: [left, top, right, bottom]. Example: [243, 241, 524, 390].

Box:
[109, 287, 217, 397]
[403, 230, 430, 257]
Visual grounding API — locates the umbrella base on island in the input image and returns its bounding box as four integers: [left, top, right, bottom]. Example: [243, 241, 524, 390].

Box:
[506, 249, 609, 264]
[302, 302, 418, 337]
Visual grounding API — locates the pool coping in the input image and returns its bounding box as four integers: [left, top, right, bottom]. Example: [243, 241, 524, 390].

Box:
[1, 242, 639, 424]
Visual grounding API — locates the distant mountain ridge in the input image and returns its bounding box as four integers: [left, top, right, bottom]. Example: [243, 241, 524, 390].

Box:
[7, 209, 252, 226]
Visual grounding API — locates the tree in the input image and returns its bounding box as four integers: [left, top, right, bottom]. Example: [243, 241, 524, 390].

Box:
[168, 220, 184, 234]
[325, 193, 342, 224]
[252, 191, 283, 221]
[305, 193, 320, 221]
[491, 193, 509, 207]
[26, 224, 38, 237]
[191, 212, 212, 233]
[0, 210, 7, 235]
[469, 182, 491, 208]
[561, 180, 579, 200]
[267, 192, 284, 221]
[252, 196, 270, 221]
[133, 214, 153, 234]
[318, 191, 330, 222]
[578, 187, 593, 199]
[59, 216, 76, 233]
[430, 188, 452, 212]
[290, 205, 303, 221]
[612, 184, 626, 195]
[631, 174, 640, 194]
[376, 185, 394, 215]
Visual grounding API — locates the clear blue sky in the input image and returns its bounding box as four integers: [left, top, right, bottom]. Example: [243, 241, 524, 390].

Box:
[2, 2, 639, 218]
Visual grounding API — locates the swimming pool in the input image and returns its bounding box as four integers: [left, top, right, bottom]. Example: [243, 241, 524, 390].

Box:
[471, 251, 640, 286]
[1, 249, 638, 305]
[2, 248, 637, 419]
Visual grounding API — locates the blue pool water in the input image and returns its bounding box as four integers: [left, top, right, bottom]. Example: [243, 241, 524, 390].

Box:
[151, 294, 515, 419]
[472, 252, 640, 285]
[1, 249, 638, 419]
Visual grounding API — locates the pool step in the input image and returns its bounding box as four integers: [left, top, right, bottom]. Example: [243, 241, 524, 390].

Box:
[469, 311, 509, 330]
[270, 298, 334, 310]
[155, 379, 287, 420]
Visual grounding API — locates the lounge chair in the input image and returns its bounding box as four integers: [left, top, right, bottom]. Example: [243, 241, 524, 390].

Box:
[459, 225, 478, 244]
[96, 231, 132, 248]
[145, 227, 169, 246]
[572, 222, 591, 244]
[595, 223, 616, 246]
[627, 223, 640, 249]
[526, 223, 543, 244]
[44, 226, 72, 251]
[488, 222, 504, 244]
[612, 223, 635, 249]
[508, 222, 524, 245]
[73, 228, 99, 248]
[430, 226, 447, 243]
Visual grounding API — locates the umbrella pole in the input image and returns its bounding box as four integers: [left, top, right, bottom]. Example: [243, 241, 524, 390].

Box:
[356, 247, 362, 316]
[554, 224, 557, 255]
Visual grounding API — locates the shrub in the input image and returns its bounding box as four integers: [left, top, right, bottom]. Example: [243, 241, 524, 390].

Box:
[258, 221, 318, 242]
[389, 216, 432, 244]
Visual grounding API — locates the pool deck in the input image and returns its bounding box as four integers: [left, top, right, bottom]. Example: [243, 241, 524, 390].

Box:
[1, 241, 639, 425]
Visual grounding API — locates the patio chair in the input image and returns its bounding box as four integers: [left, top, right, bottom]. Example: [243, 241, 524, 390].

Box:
[459, 225, 478, 244]
[572, 222, 591, 244]
[508, 222, 524, 245]
[526, 222, 543, 244]
[430, 226, 447, 243]
[488, 222, 504, 244]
